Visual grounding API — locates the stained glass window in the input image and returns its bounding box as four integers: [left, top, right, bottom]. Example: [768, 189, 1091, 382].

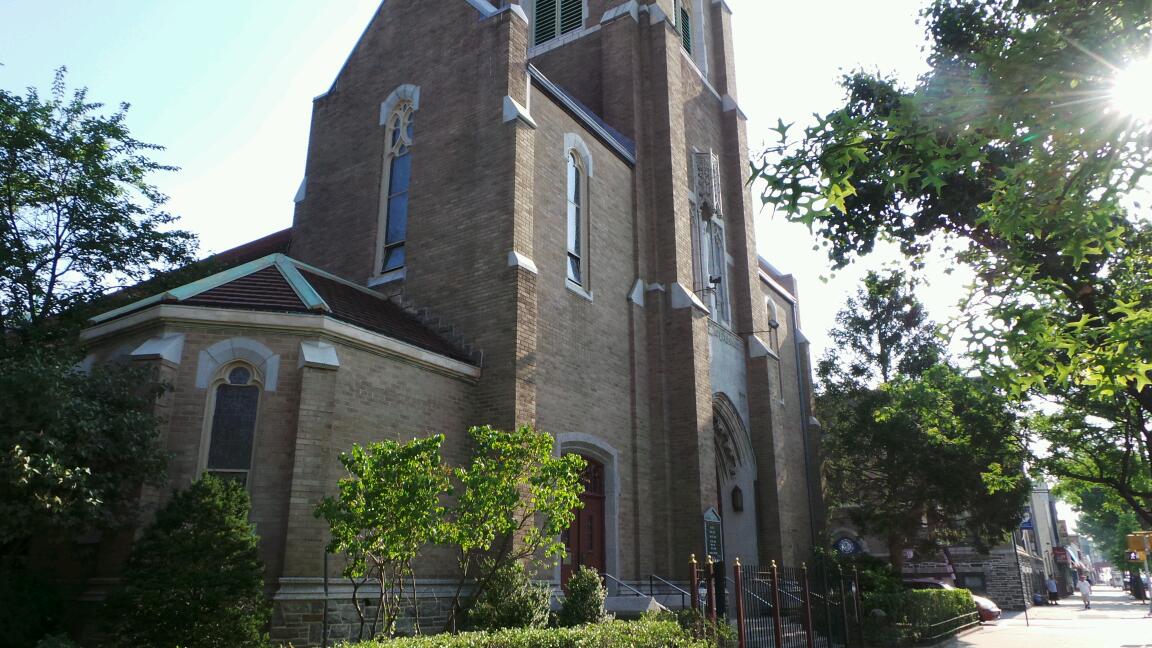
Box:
[206, 364, 260, 485]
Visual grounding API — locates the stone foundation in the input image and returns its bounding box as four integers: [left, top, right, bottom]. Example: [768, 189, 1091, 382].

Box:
[271, 579, 467, 646]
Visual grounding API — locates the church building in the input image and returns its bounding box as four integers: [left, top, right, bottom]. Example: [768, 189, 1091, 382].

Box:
[80, 0, 823, 642]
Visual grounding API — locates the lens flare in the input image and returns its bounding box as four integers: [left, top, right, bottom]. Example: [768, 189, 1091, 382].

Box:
[1112, 57, 1152, 122]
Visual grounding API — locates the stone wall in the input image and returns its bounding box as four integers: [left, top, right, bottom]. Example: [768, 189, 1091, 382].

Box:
[272, 581, 464, 646]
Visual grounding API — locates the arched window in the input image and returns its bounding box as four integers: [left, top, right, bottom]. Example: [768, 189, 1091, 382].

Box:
[534, 0, 583, 46]
[378, 100, 415, 275]
[566, 151, 586, 286]
[203, 364, 261, 485]
[708, 220, 730, 324]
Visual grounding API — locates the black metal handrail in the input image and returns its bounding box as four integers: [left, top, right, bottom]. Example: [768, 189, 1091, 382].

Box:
[601, 572, 646, 597]
[649, 574, 690, 609]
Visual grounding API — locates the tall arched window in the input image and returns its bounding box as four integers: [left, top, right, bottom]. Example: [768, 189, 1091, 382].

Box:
[566, 151, 585, 286]
[708, 220, 730, 324]
[378, 100, 415, 275]
[203, 364, 261, 485]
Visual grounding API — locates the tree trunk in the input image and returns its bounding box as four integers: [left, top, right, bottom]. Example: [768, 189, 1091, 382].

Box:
[888, 534, 907, 575]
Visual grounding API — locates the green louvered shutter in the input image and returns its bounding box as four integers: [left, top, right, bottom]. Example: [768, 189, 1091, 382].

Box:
[680, 7, 692, 53]
[559, 0, 583, 35]
[534, 0, 557, 45]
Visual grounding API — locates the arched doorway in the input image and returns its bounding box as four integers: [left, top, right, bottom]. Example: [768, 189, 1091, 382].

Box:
[562, 455, 606, 586]
[713, 395, 759, 565]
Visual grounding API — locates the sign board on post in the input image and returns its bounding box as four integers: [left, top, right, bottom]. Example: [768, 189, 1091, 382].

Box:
[703, 507, 724, 562]
[1020, 507, 1034, 530]
[1128, 534, 1148, 552]
[1127, 550, 1145, 562]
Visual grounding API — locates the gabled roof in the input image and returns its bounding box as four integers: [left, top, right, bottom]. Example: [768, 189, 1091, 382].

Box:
[90, 254, 472, 363]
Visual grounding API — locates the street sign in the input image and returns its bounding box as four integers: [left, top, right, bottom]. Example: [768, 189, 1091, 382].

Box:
[1128, 550, 1146, 562]
[1128, 534, 1147, 552]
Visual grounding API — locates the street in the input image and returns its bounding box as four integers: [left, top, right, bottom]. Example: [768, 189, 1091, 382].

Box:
[940, 586, 1152, 648]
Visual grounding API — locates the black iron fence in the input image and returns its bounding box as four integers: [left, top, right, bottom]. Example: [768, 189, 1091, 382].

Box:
[730, 560, 858, 648]
[683, 556, 979, 648]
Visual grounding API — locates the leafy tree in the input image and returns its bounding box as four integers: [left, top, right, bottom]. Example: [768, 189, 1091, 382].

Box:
[0, 69, 196, 557]
[818, 269, 941, 386]
[1054, 484, 1142, 569]
[443, 425, 586, 631]
[819, 274, 1028, 571]
[315, 436, 450, 640]
[0, 350, 166, 556]
[108, 476, 269, 648]
[756, 0, 1152, 525]
[0, 67, 197, 343]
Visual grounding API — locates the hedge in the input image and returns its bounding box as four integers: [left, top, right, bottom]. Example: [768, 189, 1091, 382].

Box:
[861, 589, 978, 645]
[339, 616, 712, 648]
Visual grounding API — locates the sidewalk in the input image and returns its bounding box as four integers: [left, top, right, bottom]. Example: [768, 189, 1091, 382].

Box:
[939, 586, 1152, 647]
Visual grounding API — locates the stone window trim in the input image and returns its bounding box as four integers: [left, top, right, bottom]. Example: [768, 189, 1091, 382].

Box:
[554, 433, 620, 585]
[375, 84, 421, 280]
[564, 133, 593, 295]
[198, 360, 264, 488]
[195, 336, 281, 392]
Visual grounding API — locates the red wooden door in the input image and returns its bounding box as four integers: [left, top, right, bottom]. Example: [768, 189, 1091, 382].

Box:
[562, 456, 606, 587]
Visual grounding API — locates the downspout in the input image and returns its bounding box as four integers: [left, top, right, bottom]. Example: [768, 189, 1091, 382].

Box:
[791, 306, 820, 552]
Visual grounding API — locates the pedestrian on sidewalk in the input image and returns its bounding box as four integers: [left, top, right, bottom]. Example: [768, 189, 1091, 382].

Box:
[1078, 577, 1093, 609]
[1047, 576, 1060, 604]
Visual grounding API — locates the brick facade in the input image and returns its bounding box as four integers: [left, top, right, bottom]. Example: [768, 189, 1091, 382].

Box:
[80, 1, 823, 644]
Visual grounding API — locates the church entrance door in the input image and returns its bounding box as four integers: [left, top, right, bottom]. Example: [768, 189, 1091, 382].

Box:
[561, 455, 605, 587]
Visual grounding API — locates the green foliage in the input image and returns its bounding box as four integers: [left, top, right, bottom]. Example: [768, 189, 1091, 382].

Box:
[862, 589, 977, 645]
[108, 476, 269, 648]
[316, 436, 450, 639]
[557, 566, 607, 627]
[34, 635, 80, 648]
[0, 67, 197, 342]
[0, 562, 66, 647]
[819, 274, 1028, 566]
[337, 615, 711, 648]
[444, 425, 585, 630]
[466, 561, 552, 631]
[817, 269, 941, 386]
[0, 348, 166, 552]
[668, 608, 736, 647]
[756, 0, 1152, 526]
[1054, 484, 1143, 568]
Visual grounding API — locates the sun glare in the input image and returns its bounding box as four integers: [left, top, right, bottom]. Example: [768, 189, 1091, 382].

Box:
[1112, 57, 1152, 122]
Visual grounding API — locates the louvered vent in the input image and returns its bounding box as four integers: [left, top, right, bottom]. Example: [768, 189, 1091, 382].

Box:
[534, 0, 557, 45]
[680, 7, 692, 53]
[559, 0, 582, 35]
[694, 151, 723, 220]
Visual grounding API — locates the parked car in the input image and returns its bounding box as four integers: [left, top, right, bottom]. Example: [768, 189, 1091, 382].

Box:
[903, 579, 1002, 622]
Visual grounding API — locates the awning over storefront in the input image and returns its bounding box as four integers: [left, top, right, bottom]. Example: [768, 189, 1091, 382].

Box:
[1053, 546, 1087, 570]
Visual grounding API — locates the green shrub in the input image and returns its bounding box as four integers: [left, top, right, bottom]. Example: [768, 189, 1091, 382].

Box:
[862, 589, 977, 645]
[466, 561, 551, 631]
[338, 615, 711, 647]
[558, 566, 607, 626]
[34, 635, 80, 648]
[0, 563, 66, 648]
[106, 476, 270, 648]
